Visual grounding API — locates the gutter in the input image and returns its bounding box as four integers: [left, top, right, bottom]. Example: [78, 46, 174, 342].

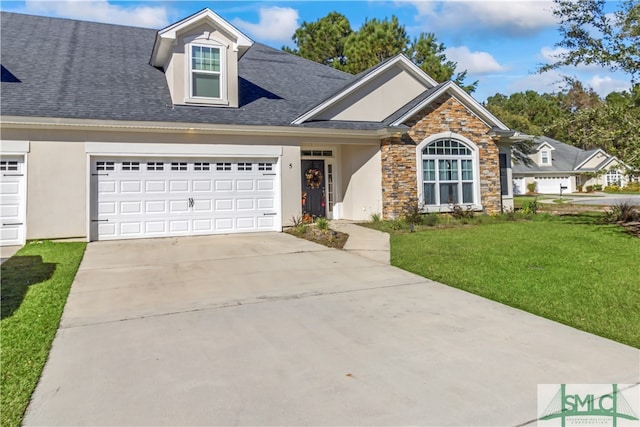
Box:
[0, 116, 400, 140]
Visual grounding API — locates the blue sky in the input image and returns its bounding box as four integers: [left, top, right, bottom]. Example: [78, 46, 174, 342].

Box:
[1, 0, 632, 101]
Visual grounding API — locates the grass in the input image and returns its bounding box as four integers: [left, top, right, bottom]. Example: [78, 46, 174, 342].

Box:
[386, 215, 640, 348]
[1, 241, 86, 427]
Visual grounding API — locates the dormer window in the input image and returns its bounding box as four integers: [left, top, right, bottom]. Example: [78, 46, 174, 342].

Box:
[191, 45, 222, 99]
[150, 8, 253, 109]
[186, 40, 227, 104]
[541, 150, 550, 165]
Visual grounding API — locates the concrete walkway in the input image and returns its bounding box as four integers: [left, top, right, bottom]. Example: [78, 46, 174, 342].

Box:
[330, 220, 390, 264]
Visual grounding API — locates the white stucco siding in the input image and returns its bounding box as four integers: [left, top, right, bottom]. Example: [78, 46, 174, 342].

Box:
[315, 67, 428, 122]
[339, 144, 382, 221]
[280, 146, 302, 226]
[27, 141, 87, 239]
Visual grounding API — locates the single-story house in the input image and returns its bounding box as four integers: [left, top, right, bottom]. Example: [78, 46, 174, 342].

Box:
[0, 9, 526, 246]
[512, 136, 630, 195]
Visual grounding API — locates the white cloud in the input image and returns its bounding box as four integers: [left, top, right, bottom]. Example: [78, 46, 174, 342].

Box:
[587, 75, 631, 97]
[539, 46, 569, 62]
[508, 70, 565, 94]
[23, 0, 169, 28]
[232, 7, 299, 44]
[402, 0, 557, 36]
[445, 46, 506, 74]
[505, 70, 631, 98]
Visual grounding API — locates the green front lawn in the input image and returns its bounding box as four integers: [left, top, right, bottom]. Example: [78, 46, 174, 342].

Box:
[1, 241, 86, 427]
[386, 216, 640, 348]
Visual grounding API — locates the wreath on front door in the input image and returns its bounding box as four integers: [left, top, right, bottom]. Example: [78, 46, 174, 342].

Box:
[305, 168, 323, 189]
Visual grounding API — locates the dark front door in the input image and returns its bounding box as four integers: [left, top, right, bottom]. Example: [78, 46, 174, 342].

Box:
[301, 159, 325, 218]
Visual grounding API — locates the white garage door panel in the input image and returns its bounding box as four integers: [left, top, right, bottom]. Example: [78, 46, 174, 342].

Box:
[535, 177, 572, 194]
[1, 156, 26, 246]
[92, 158, 279, 240]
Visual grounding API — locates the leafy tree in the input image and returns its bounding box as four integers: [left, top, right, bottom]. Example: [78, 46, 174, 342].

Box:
[485, 90, 567, 137]
[283, 12, 352, 69]
[540, 0, 640, 81]
[284, 12, 476, 91]
[342, 16, 409, 74]
[487, 82, 640, 171]
[407, 33, 477, 93]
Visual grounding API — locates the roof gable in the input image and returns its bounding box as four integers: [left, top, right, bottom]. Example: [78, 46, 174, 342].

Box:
[150, 8, 253, 69]
[389, 81, 510, 130]
[292, 55, 437, 124]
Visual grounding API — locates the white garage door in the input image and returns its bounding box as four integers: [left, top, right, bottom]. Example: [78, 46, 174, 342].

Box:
[0, 156, 26, 246]
[91, 158, 279, 241]
[535, 176, 572, 194]
[513, 177, 526, 195]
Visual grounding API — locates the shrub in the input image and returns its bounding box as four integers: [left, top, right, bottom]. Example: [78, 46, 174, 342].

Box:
[315, 217, 329, 230]
[526, 181, 537, 194]
[586, 185, 594, 193]
[604, 202, 639, 223]
[521, 198, 540, 215]
[423, 213, 439, 227]
[604, 185, 621, 192]
[624, 182, 640, 192]
[389, 218, 408, 231]
[592, 184, 603, 191]
[402, 199, 424, 225]
[576, 184, 583, 193]
[295, 224, 308, 234]
[450, 204, 475, 219]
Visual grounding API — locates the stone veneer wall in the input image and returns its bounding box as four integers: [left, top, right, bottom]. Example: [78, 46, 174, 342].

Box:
[381, 95, 502, 219]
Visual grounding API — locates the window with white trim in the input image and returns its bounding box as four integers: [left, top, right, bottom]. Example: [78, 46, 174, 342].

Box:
[605, 169, 622, 186]
[420, 139, 476, 207]
[190, 45, 222, 99]
[541, 150, 550, 165]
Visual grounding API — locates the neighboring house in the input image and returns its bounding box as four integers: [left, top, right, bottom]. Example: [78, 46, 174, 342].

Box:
[0, 9, 526, 246]
[512, 136, 630, 195]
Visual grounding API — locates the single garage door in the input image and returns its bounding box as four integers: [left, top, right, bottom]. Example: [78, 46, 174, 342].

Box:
[0, 156, 26, 246]
[535, 176, 572, 194]
[91, 158, 279, 240]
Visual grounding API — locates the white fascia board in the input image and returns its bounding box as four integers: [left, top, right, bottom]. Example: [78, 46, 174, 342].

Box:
[596, 156, 630, 172]
[151, 8, 253, 67]
[0, 116, 392, 140]
[390, 82, 509, 130]
[291, 55, 437, 125]
[536, 142, 555, 151]
[574, 148, 609, 170]
[0, 140, 30, 153]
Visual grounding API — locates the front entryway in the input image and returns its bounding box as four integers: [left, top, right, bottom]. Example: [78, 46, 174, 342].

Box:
[301, 159, 325, 218]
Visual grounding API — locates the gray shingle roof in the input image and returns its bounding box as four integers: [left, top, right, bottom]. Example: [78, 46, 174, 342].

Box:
[1, 11, 362, 127]
[513, 136, 612, 173]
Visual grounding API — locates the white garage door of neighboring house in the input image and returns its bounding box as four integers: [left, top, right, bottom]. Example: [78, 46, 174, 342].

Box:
[513, 177, 526, 195]
[0, 156, 26, 246]
[91, 158, 279, 241]
[535, 176, 572, 194]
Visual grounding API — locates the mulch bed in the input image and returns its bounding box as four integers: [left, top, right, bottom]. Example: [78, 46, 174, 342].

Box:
[284, 226, 349, 249]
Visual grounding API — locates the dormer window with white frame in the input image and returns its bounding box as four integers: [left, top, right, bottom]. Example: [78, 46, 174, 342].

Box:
[191, 44, 222, 99]
[186, 38, 228, 105]
[150, 8, 253, 108]
[540, 149, 551, 165]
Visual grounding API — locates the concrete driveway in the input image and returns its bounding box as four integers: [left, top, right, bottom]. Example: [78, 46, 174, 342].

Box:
[24, 233, 639, 426]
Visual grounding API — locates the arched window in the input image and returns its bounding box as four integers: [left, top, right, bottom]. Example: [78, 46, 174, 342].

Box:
[418, 137, 478, 208]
